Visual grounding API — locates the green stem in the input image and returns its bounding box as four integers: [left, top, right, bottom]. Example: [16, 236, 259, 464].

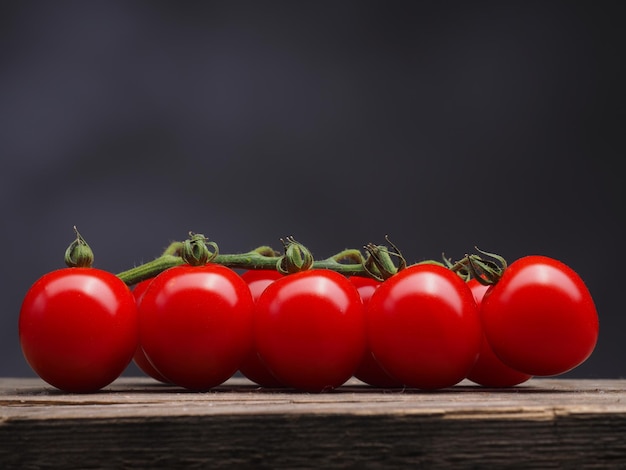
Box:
[162, 241, 183, 256]
[116, 249, 374, 286]
[117, 254, 185, 285]
[215, 252, 372, 276]
[313, 256, 371, 277]
[214, 251, 283, 270]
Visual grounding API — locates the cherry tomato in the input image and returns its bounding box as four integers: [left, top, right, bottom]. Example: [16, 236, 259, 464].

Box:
[255, 269, 366, 392]
[367, 264, 481, 390]
[138, 264, 254, 390]
[480, 255, 599, 376]
[238, 269, 285, 388]
[465, 279, 532, 387]
[350, 276, 404, 388]
[131, 279, 171, 384]
[19, 268, 138, 393]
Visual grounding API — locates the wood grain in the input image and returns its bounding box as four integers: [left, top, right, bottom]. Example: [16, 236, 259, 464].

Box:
[1, 377, 625, 468]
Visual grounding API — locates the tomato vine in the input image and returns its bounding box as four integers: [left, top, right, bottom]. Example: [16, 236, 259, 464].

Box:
[116, 232, 418, 286]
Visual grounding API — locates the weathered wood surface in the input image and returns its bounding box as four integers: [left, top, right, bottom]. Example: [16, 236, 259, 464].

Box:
[1, 377, 625, 468]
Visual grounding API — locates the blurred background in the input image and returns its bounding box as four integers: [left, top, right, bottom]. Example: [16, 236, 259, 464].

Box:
[1, 1, 623, 378]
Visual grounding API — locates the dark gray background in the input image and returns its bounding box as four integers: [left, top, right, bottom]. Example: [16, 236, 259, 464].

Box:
[1, 1, 623, 378]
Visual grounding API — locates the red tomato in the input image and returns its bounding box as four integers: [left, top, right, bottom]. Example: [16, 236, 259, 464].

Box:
[367, 264, 481, 390]
[350, 276, 404, 388]
[131, 279, 171, 384]
[480, 255, 599, 376]
[238, 269, 285, 388]
[19, 268, 138, 393]
[138, 264, 254, 390]
[255, 269, 366, 392]
[465, 279, 532, 387]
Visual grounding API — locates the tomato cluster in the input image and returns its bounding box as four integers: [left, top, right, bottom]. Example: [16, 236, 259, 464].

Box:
[18, 232, 599, 393]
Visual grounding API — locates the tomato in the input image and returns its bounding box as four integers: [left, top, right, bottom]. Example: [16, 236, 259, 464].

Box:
[19, 268, 138, 393]
[480, 255, 599, 376]
[131, 279, 171, 384]
[350, 276, 403, 388]
[465, 279, 532, 387]
[138, 264, 254, 390]
[366, 264, 481, 390]
[238, 269, 285, 388]
[254, 269, 366, 392]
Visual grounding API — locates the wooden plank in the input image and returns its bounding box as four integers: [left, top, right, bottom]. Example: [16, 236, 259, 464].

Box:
[1, 377, 625, 468]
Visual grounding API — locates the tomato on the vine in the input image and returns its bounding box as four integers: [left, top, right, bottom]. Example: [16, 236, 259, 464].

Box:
[254, 269, 366, 392]
[138, 264, 254, 391]
[480, 255, 599, 376]
[465, 279, 532, 387]
[238, 269, 285, 388]
[366, 263, 481, 390]
[349, 276, 403, 388]
[131, 278, 170, 384]
[19, 268, 138, 393]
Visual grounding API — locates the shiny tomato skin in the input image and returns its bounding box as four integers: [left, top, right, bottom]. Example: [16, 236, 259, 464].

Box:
[465, 279, 532, 387]
[238, 270, 285, 388]
[255, 269, 366, 392]
[367, 264, 481, 390]
[131, 279, 171, 384]
[350, 276, 404, 388]
[138, 264, 254, 390]
[481, 255, 599, 376]
[19, 268, 138, 393]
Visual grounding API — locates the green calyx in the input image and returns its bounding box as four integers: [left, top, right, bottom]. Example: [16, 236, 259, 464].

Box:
[449, 247, 508, 285]
[277, 237, 314, 274]
[64, 226, 94, 268]
[181, 233, 218, 266]
[362, 236, 407, 281]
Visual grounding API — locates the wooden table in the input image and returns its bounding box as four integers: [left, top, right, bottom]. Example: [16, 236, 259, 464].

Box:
[1, 377, 625, 468]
